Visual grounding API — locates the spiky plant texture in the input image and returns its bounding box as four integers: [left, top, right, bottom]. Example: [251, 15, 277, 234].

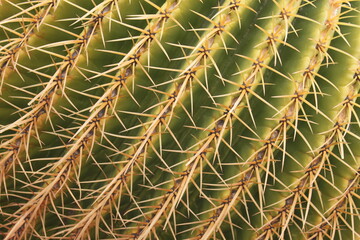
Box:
[0, 0, 359, 239]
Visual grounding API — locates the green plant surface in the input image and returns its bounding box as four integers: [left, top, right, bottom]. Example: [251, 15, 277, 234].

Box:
[0, 0, 359, 239]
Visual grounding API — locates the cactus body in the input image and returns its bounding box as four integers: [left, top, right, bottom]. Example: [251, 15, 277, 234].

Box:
[0, 0, 359, 239]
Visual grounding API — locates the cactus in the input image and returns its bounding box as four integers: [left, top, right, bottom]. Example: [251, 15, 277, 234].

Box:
[0, 0, 359, 239]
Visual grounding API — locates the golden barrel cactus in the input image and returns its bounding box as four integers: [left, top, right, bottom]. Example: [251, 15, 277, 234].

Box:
[0, 0, 359, 239]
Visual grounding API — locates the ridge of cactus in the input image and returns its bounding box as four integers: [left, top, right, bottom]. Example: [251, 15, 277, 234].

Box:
[188, 0, 345, 238]
[130, 1, 306, 239]
[58, 0, 259, 238]
[0, 0, 359, 239]
[2, 1, 178, 238]
[0, 0, 122, 193]
[254, 5, 360, 239]
[53, 1, 188, 238]
[307, 166, 360, 240]
[256, 64, 360, 240]
[0, 0, 59, 91]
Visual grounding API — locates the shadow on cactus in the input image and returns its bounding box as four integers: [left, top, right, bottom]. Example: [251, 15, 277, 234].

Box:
[0, 0, 359, 239]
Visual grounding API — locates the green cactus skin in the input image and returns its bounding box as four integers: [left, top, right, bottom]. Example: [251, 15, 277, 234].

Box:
[0, 0, 359, 239]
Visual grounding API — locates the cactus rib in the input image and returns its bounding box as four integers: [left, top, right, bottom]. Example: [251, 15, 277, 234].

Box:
[256, 64, 360, 240]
